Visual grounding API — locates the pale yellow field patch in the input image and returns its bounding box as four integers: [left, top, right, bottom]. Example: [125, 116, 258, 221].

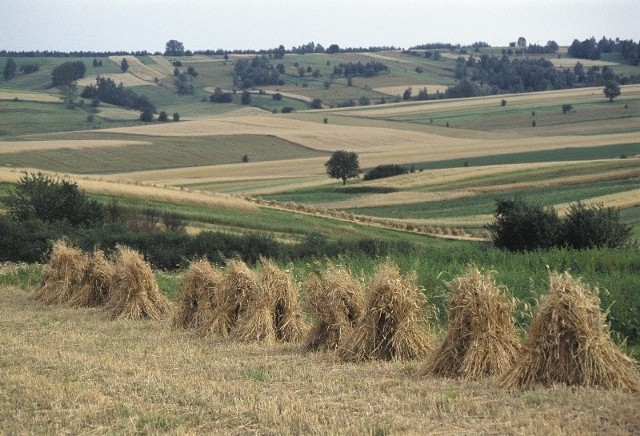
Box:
[340, 84, 640, 118]
[360, 51, 415, 65]
[0, 139, 149, 154]
[549, 58, 618, 68]
[374, 85, 449, 96]
[108, 55, 167, 83]
[148, 55, 176, 75]
[76, 72, 153, 88]
[204, 87, 314, 103]
[0, 167, 256, 212]
[0, 90, 59, 102]
[96, 106, 144, 120]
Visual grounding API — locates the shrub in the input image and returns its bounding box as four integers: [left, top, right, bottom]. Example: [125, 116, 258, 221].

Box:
[310, 98, 323, 109]
[363, 164, 409, 181]
[486, 198, 561, 251]
[172, 112, 180, 121]
[562, 103, 574, 114]
[281, 106, 295, 113]
[561, 202, 632, 249]
[2, 172, 104, 227]
[158, 111, 169, 122]
[140, 109, 154, 122]
[501, 99, 507, 106]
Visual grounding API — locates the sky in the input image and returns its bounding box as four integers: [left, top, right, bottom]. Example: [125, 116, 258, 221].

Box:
[1, 0, 638, 53]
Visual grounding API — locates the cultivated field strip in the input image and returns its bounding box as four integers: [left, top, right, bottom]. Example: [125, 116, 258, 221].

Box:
[0, 168, 257, 212]
[0, 90, 59, 102]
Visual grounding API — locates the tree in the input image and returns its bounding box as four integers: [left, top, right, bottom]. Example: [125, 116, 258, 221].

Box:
[1, 172, 104, 227]
[310, 98, 323, 109]
[486, 197, 561, 251]
[172, 112, 180, 121]
[120, 58, 129, 73]
[603, 81, 621, 101]
[417, 87, 428, 101]
[402, 87, 412, 100]
[158, 111, 169, 122]
[51, 61, 86, 87]
[58, 81, 78, 108]
[140, 109, 154, 122]
[562, 103, 574, 114]
[165, 39, 185, 56]
[561, 202, 632, 249]
[517, 37, 527, 49]
[3, 58, 16, 80]
[241, 90, 252, 105]
[325, 151, 360, 185]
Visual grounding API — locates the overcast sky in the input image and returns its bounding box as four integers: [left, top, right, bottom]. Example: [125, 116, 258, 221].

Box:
[1, 0, 638, 53]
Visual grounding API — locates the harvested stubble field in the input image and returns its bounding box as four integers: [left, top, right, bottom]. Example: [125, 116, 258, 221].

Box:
[1, 285, 639, 434]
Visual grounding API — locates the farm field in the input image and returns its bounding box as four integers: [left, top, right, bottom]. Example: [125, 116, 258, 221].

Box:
[2, 44, 640, 435]
[1, 261, 640, 434]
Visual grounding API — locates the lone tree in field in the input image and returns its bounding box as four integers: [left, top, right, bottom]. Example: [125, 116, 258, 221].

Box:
[325, 150, 360, 185]
[603, 81, 621, 102]
[165, 39, 185, 56]
[120, 58, 129, 73]
[3, 58, 16, 80]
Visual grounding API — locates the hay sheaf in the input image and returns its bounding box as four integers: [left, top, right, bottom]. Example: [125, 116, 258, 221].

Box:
[500, 271, 640, 392]
[303, 264, 365, 352]
[68, 249, 114, 308]
[233, 258, 308, 343]
[339, 262, 435, 362]
[420, 266, 520, 379]
[173, 259, 224, 329]
[33, 240, 87, 305]
[105, 246, 172, 321]
[199, 258, 259, 338]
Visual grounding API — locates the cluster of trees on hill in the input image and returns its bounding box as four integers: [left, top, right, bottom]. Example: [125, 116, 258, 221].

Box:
[81, 76, 155, 112]
[569, 36, 640, 65]
[51, 61, 86, 87]
[333, 61, 389, 78]
[233, 56, 284, 88]
[448, 54, 640, 96]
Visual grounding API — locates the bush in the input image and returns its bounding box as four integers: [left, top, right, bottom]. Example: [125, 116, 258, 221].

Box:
[281, 106, 295, 113]
[562, 103, 574, 114]
[310, 98, 323, 109]
[158, 111, 169, 122]
[486, 198, 561, 251]
[363, 164, 409, 181]
[561, 202, 632, 249]
[140, 109, 154, 122]
[173, 112, 180, 121]
[2, 172, 104, 228]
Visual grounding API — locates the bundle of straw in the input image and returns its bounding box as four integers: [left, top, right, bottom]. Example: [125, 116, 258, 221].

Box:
[420, 266, 520, 379]
[303, 264, 365, 352]
[33, 240, 87, 305]
[200, 258, 259, 338]
[500, 271, 640, 391]
[339, 261, 434, 362]
[105, 245, 172, 320]
[233, 258, 307, 342]
[68, 248, 114, 308]
[173, 259, 224, 329]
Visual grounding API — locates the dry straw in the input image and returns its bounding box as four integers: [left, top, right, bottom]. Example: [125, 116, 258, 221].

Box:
[68, 248, 114, 308]
[500, 271, 640, 391]
[420, 266, 520, 379]
[339, 261, 435, 362]
[105, 245, 172, 321]
[303, 263, 365, 352]
[173, 259, 224, 329]
[199, 258, 259, 338]
[233, 257, 307, 342]
[33, 240, 87, 305]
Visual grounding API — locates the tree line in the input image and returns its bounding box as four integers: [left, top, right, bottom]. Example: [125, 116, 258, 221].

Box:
[80, 76, 156, 112]
[569, 36, 640, 65]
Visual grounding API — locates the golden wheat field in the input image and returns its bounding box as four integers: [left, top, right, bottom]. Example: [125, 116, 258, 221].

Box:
[2, 283, 639, 434]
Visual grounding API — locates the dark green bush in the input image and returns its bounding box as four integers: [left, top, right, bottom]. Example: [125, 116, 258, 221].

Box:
[561, 202, 632, 249]
[363, 164, 409, 181]
[486, 197, 561, 251]
[2, 172, 104, 228]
